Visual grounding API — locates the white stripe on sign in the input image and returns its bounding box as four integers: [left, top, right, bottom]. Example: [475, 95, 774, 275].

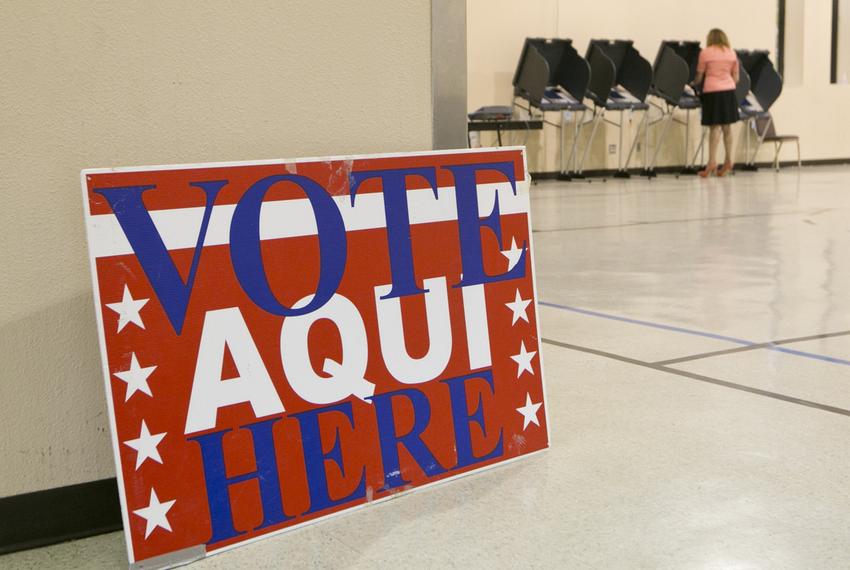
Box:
[86, 181, 530, 258]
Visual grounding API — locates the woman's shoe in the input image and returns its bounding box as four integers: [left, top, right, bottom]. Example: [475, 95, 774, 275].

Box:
[698, 163, 717, 178]
[717, 162, 733, 177]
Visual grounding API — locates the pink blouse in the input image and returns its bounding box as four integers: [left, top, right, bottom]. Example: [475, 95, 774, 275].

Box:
[697, 45, 738, 93]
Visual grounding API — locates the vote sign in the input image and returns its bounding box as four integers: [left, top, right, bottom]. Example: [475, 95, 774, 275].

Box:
[81, 148, 548, 567]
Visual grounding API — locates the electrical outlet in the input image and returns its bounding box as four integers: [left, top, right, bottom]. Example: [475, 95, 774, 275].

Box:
[608, 144, 617, 154]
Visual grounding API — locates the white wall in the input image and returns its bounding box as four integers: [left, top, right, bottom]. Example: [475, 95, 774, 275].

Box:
[772, 0, 850, 161]
[469, 0, 847, 171]
[0, 0, 432, 498]
[784, 0, 805, 86]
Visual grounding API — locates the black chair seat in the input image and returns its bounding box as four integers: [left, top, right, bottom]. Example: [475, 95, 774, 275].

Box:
[763, 134, 799, 142]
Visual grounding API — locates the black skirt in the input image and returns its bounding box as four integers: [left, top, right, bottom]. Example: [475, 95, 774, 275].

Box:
[700, 89, 739, 125]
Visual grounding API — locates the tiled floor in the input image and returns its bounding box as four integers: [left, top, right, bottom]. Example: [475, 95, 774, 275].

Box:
[7, 165, 850, 568]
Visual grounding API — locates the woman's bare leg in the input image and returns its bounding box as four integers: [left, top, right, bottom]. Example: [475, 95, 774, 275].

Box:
[700, 126, 721, 176]
[722, 124, 734, 166]
[717, 124, 734, 176]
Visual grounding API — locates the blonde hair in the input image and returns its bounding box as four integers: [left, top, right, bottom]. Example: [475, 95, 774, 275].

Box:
[707, 28, 731, 48]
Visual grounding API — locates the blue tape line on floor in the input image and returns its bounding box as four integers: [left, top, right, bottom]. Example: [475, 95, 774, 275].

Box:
[539, 301, 850, 367]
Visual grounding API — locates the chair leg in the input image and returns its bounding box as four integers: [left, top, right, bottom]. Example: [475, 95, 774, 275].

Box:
[797, 140, 801, 168]
[774, 141, 782, 171]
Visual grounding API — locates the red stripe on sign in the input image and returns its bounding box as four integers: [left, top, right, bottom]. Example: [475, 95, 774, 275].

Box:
[85, 150, 525, 216]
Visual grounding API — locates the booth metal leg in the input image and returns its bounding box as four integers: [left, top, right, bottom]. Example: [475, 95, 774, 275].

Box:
[541, 111, 547, 174]
[614, 110, 630, 178]
[576, 108, 604, 177]
[565, 109, 586, 178]
[751, 116, 771, 165]
[681, 109, 698, 174]
[740, 119, 758, 171]
[559, 111, 566, 178]
[643, 110, 650, 175]
[619, 110, 624, 171]
[623, 111, 649, 176]
[690, 128, 706, 169]
[648, 112, 674, 172]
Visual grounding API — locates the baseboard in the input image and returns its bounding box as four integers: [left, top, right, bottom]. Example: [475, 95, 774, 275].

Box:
[794, 158, 850, 166]
[530, 157, 850, 181]
[0, 478, 122, 555]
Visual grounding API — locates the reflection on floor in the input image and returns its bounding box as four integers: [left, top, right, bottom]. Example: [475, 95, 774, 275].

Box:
[6, 165, 850, 569]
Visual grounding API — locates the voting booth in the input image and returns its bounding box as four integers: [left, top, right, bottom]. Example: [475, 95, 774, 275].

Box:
[580, 39, 652, 178]
[736, 49, 784, 169]
[646, 43, 690, 175]
[512, 37, 591, 178]
[653, 40, 703, 173]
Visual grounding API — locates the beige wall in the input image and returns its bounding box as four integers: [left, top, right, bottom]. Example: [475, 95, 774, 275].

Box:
[0, 0, 433, 498]
[836, 0, 850, 83]
[768, 1, 850, 162]
[469, 0, 849, 171]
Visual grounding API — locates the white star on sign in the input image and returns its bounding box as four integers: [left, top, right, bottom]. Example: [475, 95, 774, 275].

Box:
[106, 285, 148, 332]
[505, 289, 532, 325]
[510, 340, 537, 378]
[113, 353, 157, 401]
[516, 393, 542, 430]
[123, 420, 166, 470]
[500, 237, 525, 271]
[133, 488, 176, 539]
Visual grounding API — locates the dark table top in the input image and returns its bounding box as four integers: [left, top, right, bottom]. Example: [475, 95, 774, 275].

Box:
[467, 119, 543, 132]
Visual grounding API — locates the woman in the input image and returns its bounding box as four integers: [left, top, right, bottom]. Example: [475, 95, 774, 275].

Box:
[694, 28, 740, 177]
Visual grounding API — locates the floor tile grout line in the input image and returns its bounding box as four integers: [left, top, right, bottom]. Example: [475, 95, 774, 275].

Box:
[541, 337, 850, 418]
[652, 342, 776, 365]
[531, 208, 835, 234]
[539, 301, 850, 367]
[652, 330, 850, 366]
[538, 301, 755, 345]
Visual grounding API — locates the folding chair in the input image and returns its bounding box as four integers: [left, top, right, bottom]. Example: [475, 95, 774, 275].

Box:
[755, 114, 800, 170]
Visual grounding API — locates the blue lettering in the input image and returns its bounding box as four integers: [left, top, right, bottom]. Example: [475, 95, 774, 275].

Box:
[229, 174, 347, 316]
[93, 181, 226, 334]
[370, 388, 446, 490]
[188, 417, 290, 544]
[441, 370, 503, 468]
[441, 162, 527, 287]
[349, 168, 438, 299]
[291, 401, 366, 514]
